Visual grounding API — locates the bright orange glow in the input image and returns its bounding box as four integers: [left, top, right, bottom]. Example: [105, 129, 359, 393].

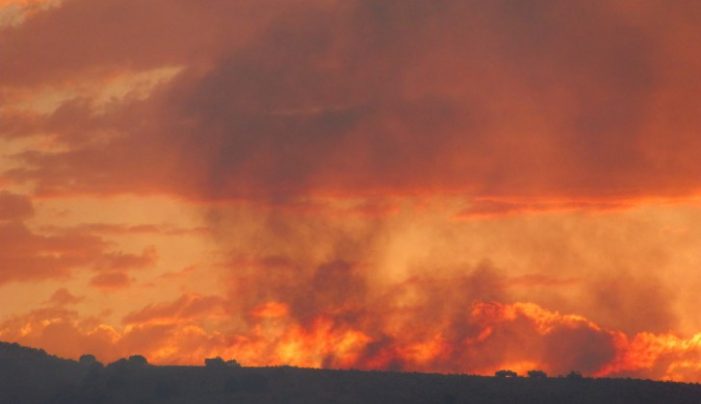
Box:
[6, 298, 701, 380]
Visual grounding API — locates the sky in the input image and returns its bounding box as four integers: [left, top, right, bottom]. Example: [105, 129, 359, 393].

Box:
[2, 0, 701, 381]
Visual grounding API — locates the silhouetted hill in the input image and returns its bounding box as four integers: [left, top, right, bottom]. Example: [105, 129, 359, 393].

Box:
[2, 341, 701, 403]
[0, 342, 84, 403]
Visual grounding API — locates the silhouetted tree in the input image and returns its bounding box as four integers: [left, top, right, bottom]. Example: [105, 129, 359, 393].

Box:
[79, 354, 98, 366]
[128, 355, 148, 367]
[495, 369, 518, 378]
[80, 354, 104, 387]
[79, 353, 103, 379]
[205, 356, 241, 369]
[566, 371, 583, 380]
[205, 357, 226, 368]
[527, 370, 547, 379]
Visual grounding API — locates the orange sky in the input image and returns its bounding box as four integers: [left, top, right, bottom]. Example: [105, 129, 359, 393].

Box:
[3, 0, 701, 381]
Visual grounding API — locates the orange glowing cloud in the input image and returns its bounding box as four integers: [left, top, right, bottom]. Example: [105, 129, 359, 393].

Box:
[0, 193, 162, 286]
[0, 191, 33, 220]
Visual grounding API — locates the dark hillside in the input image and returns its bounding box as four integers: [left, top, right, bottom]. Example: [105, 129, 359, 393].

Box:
[1, 341, 701, 404]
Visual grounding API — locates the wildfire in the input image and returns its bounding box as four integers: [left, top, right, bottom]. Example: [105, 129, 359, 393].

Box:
[200, 300, 701, 380]
[4, 298, 701, 382]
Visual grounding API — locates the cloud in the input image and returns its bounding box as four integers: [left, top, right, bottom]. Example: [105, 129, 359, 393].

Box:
[87, 247, 158, 290]
[50, 223, 211, 236]
[0, 189, 161, 286]
[455, 198, 630, 219]
[0, 191, 33, 221]
[43, 287, 83, 306]
[90, 247, 158, 289]
[122, 293, 227, 325]
[89, 271, 131, 290]
[94, 247, 157, 271]
[0, 0, 316, 87]
[585, 272, 678, 334]
[2, 1, 701, 202]
[0, 222, 105, 283]
[0, 0, 59, 28]
[0, 221, 159, 285]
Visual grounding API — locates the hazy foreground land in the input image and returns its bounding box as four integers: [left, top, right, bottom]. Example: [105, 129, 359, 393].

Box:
[2, 341, 701, 404]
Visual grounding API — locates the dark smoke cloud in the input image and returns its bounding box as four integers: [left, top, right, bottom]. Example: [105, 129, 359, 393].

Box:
[4, 0, 701, 200]
[0, 191, 33, 221]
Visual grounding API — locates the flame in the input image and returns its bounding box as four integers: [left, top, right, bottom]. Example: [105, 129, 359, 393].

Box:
[251, 301, 289, 319]
[218, 300, 701, 381]
[5, 299, 701, 381]
[598, 332, 701, 380]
